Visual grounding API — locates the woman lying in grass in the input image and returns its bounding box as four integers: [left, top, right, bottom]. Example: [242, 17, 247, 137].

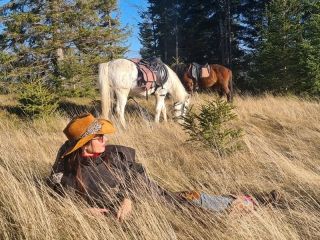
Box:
[48, 113, 280, 221]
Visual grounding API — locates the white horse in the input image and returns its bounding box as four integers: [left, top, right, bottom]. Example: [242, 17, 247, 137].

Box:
[98, 58, 190, 127]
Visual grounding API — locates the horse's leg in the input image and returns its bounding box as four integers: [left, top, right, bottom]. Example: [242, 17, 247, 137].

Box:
[155, 88, 167, 123]
[218, 87, 224, 98]
[220, 68, 233, 102]
[222, 82, 231, 102]
[162, 104, 167, 122]
[114, 88, 130, 128]
[226, 90, 232, 102]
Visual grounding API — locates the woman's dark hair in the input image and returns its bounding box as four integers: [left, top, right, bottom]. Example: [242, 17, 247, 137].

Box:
[63, 149, 86, 194]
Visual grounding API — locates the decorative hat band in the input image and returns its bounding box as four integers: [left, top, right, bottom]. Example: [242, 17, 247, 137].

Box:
[80, 120, 102, 139]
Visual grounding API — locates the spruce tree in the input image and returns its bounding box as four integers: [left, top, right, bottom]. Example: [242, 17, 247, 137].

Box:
[139, 0, 187, 63]
[0, 0, 128, 98]
[299, 1, 320, 95]
[139, 10, 159, 58]
[138, 0, 251, 67]
[251, 0, 305, 93]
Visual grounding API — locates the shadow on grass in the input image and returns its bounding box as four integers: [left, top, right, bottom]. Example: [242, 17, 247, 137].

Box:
[57, 100, 101, 118]
[125, 98, 154, 121]
[59, 99, 154, 120]
[0, 105, 26, 117]
[0, 98, 154, 121]
[0, 100, 101, 119]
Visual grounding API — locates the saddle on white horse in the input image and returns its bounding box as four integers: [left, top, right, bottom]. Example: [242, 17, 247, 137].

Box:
[130, 57, 169, 92]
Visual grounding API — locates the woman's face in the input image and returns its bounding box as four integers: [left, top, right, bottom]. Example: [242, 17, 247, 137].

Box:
[82, 134, 107, 156]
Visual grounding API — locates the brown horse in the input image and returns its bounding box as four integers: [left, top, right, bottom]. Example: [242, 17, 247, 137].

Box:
[177, 63, 233, 102]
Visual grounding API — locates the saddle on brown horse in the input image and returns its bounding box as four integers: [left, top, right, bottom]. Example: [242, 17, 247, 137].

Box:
[188, 62, 211, 82]
[130, 57, 168, 92]
[180, 62, 233, 101]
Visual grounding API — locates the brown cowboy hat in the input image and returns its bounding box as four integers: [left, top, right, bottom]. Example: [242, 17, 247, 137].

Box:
[63, 113, 115, 156]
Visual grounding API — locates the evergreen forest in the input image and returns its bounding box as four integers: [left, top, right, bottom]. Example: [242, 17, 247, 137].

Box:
[0, 0, 319, 116]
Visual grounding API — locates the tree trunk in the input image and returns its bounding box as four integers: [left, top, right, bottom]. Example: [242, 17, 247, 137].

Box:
[164, 12, 168, 62]
[175, 20, 179, 63]
[175, 0, 179, 64]
[219, 18, 226, 65]
[226, 0, 231, 67]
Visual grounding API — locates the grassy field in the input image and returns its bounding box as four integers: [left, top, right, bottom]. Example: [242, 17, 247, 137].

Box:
[0, 93, 319, 240]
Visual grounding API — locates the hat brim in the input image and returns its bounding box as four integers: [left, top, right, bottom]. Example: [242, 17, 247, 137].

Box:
[63, 119, 115, 157]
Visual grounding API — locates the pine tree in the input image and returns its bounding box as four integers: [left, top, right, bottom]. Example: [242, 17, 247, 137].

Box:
[139, 0, 320, 96]
[299, 1, 320, 95]
[0, 0, 128, 97]
[139, 0, 187, 64]
[139, 0, 250, 67]
[251, 0, 305, 93]
[239, 0, 270, 52]
[139, 10, 159, 58]
[180, 0, 217, 64]
[234, 0, 269, 90]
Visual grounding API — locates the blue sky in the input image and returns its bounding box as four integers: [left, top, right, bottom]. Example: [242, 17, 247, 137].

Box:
[0, 0, 147, 58]
[119, 0, 148, 57]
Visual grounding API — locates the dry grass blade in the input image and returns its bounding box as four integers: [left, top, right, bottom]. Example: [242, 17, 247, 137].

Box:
[0, 94, 319, 239]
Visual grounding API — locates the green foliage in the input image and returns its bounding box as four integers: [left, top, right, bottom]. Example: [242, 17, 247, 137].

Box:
[56, 49, 97, 98]
[18, 80, 59, 118]
[298, 1, 320, 95]
[139, 0, 269, 90]
[138, 11, 159, 59]
[181, 99, 243, 156]
[0, 0, 128, 99]
[251, 0, 303, 92]
[250, 0, 320, 96]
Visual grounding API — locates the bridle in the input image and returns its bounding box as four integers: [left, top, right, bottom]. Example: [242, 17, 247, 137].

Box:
[173, 100, 188, 120]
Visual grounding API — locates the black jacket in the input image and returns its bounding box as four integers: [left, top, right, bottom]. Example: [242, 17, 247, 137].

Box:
[48, 144, 177, 210]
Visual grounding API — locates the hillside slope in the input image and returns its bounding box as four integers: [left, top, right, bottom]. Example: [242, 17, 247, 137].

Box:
[0, 94, 319, 240]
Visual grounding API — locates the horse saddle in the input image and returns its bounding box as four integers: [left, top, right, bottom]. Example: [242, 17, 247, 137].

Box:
[200, 64, 210, 78]
[130, 57, 168, 91]
[189, 63, 211, 80]
[190, 62, 201, 80]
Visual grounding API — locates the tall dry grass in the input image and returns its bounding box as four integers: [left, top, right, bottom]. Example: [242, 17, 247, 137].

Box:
[0, 94, 319, 240]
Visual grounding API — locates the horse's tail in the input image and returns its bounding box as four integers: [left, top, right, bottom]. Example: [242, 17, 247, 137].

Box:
[99, 62, 111, 119]
[228, 69, 233, 101]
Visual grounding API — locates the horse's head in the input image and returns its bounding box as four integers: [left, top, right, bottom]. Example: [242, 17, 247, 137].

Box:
[182, 71, 195, 94]
[193, 80, 199, 92]
[182, 64, 202, 94]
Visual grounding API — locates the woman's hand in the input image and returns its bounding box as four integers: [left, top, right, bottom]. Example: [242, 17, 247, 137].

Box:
[117, 198, 132, 222]
[88, 207, 109, 217]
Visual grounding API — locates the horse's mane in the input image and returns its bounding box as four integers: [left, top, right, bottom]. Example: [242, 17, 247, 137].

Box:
[166, 65, 188, 102]
[172, 63, 188, 79]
